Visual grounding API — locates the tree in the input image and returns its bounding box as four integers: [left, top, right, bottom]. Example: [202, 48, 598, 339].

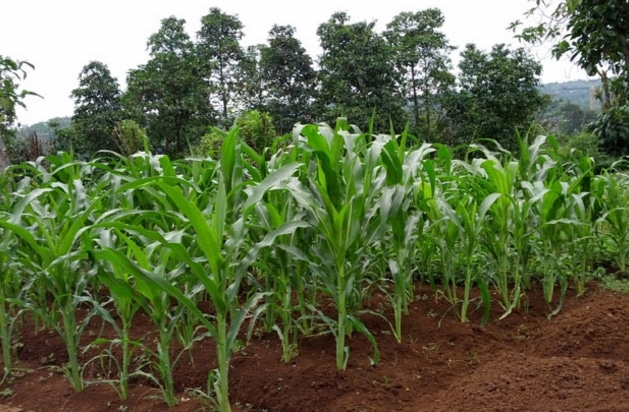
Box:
[384, 9, 455, 139]
[441, 44, 548, 151]
[514, 1, 629, 156]
[515, 1, 629, 88]
[259, 25, 318, 134]
[124, 17, 213, 157]
[317, 12, 405, 132]
[545, 100, 598, 135]
[0, 55, 39, 169]
[196, 8, 245, 127]
[66, 61, 122, 157]
[589, 103, 629, 157]
[237, 45, 267, 113]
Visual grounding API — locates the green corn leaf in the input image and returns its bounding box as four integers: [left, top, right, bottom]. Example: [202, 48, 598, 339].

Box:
[154, 179, 223, 277]
[479, 193, 502, 219]
[243, 163, 301, 211]
[93, 248, 218, 339]
[381, 140, 403, 186]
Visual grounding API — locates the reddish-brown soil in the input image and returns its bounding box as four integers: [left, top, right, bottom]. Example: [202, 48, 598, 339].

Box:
[2, 282, 629, 411]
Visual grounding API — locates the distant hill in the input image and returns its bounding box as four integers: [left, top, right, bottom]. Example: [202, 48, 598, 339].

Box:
[16, 116, 72, 141]
[541, 79, 602, 110]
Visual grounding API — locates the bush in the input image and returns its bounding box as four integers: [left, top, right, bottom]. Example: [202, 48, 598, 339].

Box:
[197, 110, 276, 157]
[112, 120, 148, 156]
[590, 105, 629, 157]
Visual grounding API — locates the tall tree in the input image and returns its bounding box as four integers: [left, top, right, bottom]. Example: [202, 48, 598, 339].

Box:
[259, 25, 318, 134]
[68, 61, 122, 157]
[124, 17, 213, 157]
[196, 8, 245, 127]
[317, 12, 405, 131]
[515, 0, 629, 90]
[514, 0, 629, 156]
[237, 45, 267, 113]
[0, 55, 39, 169]
[441, 44, 547, 151]
[384, 9, 455, 139]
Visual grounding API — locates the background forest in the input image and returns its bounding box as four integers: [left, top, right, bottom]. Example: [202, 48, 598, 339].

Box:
[2, 6, 619, 166]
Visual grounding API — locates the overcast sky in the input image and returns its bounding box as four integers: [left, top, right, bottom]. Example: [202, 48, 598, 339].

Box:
[3, 0, 590, 126]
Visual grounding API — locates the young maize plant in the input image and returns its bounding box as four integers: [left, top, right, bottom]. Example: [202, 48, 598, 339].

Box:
[0, 157, 111, 392]
[3, 118, 629, 411]
[379, 136, 434, 341]
[95, 128, 301, 411]
[286, 120, 384, 370]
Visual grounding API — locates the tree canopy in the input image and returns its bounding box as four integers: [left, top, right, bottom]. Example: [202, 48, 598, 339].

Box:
[513, 0, 629, 156]
[317, 12, 405, 132]
[66, 61, 122, 157]
[384, 8, 455, 139]
[6, 7, 566, 161]
[259, 25, 318, 134]
[124, 17, 213, 157]
[441, 44, 547, 151]
[0, 55, 40, 168]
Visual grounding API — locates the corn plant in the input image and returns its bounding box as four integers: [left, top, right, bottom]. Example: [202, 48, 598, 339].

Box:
[424, 190, 461, 305]
[455, 192, 497, 323]
[535, 178, 570, 314]
[380, 138, 434, 341]
[286, 121, 384, 370]
[0, 225, 22, 379]
[0, 164, 103, 392]
[248, 197, 311, 362]
[478, 155, 521, 311]
[81, 227, 148, 400]
[559, 192, 598, 296]
[96, 128, 300, 411]
[551, 152, 600, 295]
[99, 223, 195, 405]
[0, 170, 26, 377]
[598, 170, 629, 273]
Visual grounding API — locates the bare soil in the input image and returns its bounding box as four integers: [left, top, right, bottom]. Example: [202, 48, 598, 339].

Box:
[2, 281, 629, 411]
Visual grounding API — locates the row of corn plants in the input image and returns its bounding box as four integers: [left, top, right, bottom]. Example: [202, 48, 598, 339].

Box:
[0, 120, 628, 410]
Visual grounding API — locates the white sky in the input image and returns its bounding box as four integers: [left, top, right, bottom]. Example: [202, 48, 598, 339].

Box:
[3, 0, 590, 126]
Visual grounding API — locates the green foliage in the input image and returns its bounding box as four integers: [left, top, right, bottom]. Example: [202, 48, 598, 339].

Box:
[198, 110, 276, 156]
[553, 0, 629, 80]
[196, 8, 245, 127]
[111, 119, 148, 156]
[559, 131, 610, 169]
[68, 61, 123, 158]
[0, 55, 40, 170]
[124, 17, 213, 157]
[237, 110, 276, 152]
[317, 12, 405, 132]
[441, 44, 547, 151]
[259, 25, 318, 134]
[197, 131, 222, 157]
[590, 105, 629, 157]
[238, 45, 266, 112]
[597, 272, 629, 294]
[384, 8, 455, 139]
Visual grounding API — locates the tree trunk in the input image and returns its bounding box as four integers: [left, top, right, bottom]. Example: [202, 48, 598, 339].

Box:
[0, 135, 10, 171]
[410, 66, 421, 130]
[622, 3, 629, 103]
